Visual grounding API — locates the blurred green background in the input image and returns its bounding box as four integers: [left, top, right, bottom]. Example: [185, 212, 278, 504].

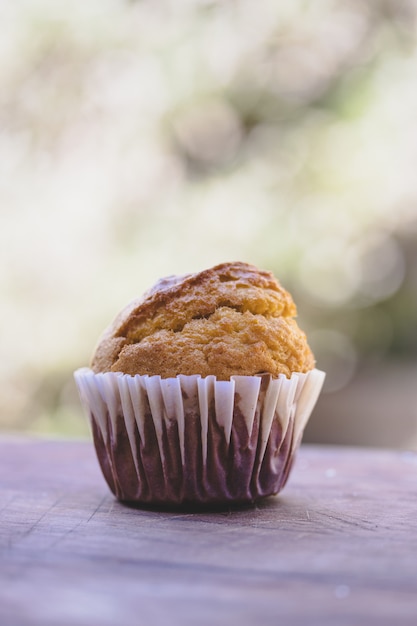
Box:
[1, 0, 417, 448]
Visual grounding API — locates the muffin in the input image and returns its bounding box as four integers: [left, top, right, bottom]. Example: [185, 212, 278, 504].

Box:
[74, 262, 325, 506]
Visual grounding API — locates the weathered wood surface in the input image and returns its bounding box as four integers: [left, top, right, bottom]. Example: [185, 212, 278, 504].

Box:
[1, 436, 417, 626]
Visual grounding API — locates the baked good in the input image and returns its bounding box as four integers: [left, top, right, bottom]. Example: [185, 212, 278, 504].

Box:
[74, 262, 325, 507]
[91, 261, 315, 379]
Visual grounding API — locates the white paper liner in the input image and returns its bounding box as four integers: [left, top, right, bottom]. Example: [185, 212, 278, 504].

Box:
[74, 368, 325, 506]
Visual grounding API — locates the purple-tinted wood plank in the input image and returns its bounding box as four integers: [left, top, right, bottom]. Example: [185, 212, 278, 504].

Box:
[1, 436, 417, 626]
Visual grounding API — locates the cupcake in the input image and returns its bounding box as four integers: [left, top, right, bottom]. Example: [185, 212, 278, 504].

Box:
[74, 262, 325, 506]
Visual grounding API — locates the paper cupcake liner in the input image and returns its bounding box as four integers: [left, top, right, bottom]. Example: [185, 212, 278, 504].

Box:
[74, 368, 325, 506]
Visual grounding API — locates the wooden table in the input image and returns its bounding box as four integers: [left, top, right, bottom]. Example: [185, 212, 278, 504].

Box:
[1, 437, 416, 625]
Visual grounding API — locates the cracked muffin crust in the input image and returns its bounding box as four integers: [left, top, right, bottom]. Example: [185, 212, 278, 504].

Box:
[91, 261, 315, 379]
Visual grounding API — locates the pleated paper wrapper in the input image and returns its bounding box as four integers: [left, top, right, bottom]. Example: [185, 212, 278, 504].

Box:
[74, 368, 325, 506]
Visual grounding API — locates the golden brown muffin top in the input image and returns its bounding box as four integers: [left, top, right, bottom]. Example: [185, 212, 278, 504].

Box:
[91, 261, 315, 379]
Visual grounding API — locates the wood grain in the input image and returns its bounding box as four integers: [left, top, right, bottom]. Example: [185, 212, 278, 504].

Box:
[1, 436, 417, 625]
